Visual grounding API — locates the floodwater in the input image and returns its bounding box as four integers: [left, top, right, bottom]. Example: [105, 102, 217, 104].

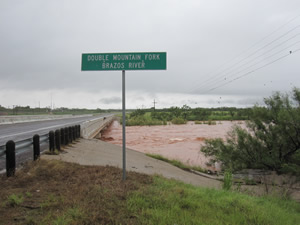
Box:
[100, 120, 245, 171]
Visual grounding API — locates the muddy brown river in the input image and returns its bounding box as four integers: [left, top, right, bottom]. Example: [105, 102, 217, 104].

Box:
[100, 121, 245, 171]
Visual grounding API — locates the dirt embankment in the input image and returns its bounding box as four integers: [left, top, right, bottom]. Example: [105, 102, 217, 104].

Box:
[0, 159, 152, 225]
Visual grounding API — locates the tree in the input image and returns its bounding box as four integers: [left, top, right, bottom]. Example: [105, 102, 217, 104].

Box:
[201, 88, 300, 176]
[130, 108, 146, 118]
[181, 104, 191, 120]
[192, 108, 210, 120]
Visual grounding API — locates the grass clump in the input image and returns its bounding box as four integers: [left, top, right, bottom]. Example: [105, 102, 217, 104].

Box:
[7, 194, 24, 207]
[223, 170, 233, 190]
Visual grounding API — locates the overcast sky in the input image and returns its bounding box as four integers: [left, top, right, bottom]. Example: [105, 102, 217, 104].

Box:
[1, 0, 300, 109]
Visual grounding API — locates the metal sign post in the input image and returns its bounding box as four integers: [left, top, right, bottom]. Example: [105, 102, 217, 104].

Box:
[122, 70, 126, 180]
[82, 52, 167, 181]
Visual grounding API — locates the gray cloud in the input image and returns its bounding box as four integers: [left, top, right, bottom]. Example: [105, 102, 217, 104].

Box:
[0, 0, 300, 108]
[99, 96, 122, 104]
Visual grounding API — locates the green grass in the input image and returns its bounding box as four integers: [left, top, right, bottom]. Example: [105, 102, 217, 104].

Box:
[7, 194, 24, 207]
[1, 160, 299, 224]
[146, 153, 206, 173]
[223, 170, 233, 190]
[127, 176, 300, 225]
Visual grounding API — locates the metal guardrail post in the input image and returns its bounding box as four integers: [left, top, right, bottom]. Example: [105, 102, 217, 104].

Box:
[74, 126, 77, 139]
[55, 130, 61, 151]
[76, 125, 80, 138]
[49, 131, 55, 152]
[65, 127, 69, 145]
[72, 126, 76, 140]
[6, 140, 16, 177]
[69, 127, 73, 142]
[60, 128, 65, 146]
[76, 125, 79, 139]
[33, 134, 40, 161]
[73, 125, 77, 140]
[78, 125, 81, 138]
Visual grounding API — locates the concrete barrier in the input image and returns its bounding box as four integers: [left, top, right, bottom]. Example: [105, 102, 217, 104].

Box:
[0, 114, 93, 125]
[80, 115, 115, 139]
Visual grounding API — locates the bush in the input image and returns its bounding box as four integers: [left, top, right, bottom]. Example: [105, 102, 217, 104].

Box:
[203, 120, 217, 125]
[201, 88, 300, 177]
[171, 117, 187, 124]
[126, 115, 163, 126]
[195, 121, 202, 124]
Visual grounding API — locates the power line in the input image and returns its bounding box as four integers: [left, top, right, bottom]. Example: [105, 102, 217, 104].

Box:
[202, 48, 300, 94]
[189, 26, 300, 93]
[195, 37, 300, 93]
[186, 15, 300, 94]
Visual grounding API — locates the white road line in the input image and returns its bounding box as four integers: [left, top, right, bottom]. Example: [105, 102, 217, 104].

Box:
[0, 120, 86, 139]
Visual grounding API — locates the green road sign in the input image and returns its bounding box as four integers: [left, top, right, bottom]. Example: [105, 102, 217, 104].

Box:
[81, 52, 167, 71]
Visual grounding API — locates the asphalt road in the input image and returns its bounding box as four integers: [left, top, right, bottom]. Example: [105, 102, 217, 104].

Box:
[0, 114, 112, 146]
[0, 114, 113, 173]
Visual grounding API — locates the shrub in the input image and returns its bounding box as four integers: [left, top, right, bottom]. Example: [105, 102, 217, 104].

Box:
[171, 117, 187, 124]
[201, 88, 300, 177]
[203, 120, 217, 125]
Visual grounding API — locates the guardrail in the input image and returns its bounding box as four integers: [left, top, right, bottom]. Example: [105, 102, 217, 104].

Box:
[0, 125, 81, 177]
[0, 114, 93, 125]
[81, 116, 115, 139]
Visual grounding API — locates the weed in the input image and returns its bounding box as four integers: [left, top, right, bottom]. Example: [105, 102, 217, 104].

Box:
[235, 182, 242, 192]
[67, 207, 84, 220]
[25, 192, 32, 198]
[223, 170, 233, 190]
[7, 194, 24, 207]
[52, 215, 72, 225]
[40, 194, 60, 209]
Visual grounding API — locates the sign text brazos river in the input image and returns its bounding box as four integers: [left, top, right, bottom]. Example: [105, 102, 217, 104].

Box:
[81, 52, 167, 71]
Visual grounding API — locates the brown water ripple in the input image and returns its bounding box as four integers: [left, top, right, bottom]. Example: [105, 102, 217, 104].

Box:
[100, 120, 245, 171]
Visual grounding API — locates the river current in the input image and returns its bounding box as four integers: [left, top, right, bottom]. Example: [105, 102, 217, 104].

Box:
[100, 120, 245, 172]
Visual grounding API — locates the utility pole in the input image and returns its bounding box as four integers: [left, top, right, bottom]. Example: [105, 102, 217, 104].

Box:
[153, 99, 157, 110]
[50, 94, 53, 111]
